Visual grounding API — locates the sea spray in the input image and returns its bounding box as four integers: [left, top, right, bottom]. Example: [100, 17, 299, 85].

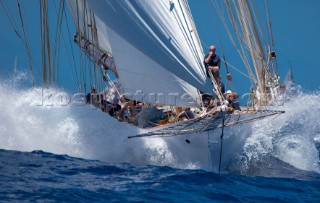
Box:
[241, 90, 320, 173]
[0, 83, 203, 169]
[0, 80, 319, 173]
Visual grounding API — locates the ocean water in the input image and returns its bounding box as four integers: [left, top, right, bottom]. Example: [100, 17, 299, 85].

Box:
[0, 149, 319, 202]
[0, 79, 319, 202]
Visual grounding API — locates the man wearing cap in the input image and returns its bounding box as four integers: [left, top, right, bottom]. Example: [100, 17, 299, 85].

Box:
[226, 90, 232, 96]
[225, 90, 241, 111]
[108, 97, 122, 118]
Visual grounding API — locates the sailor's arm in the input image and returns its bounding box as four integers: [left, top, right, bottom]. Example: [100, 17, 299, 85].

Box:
[204, 52, 213, 64]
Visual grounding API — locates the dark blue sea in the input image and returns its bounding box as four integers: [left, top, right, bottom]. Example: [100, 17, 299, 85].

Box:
[0, 84, 319, 202]
[0, 149, 319, 202]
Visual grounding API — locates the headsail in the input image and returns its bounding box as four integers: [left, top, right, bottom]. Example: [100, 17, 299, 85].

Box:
[69, 0, 213, 107]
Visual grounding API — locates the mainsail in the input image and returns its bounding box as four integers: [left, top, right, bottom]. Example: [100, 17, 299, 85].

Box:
[68, 0, 213, 107]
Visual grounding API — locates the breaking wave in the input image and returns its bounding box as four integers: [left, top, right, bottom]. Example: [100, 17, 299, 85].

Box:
[241, 88, 320, 173]
[0, 75, 319, 174]
[0, 78, 199, 169]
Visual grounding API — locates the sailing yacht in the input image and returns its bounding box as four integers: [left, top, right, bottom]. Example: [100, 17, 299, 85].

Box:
[65, 0, 286, 172]
[1, 0, 285, 172]
[284, 67, 295, 94]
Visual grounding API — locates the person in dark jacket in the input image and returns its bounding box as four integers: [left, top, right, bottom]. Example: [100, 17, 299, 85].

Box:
[178, 107, 194, 121]
[227, 93, 241, 111]
[204, 45, 221, 85]
[108, 97, 122, 117]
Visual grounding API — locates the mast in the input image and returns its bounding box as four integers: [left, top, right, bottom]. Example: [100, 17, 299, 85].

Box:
[238, 0, 265, 98]
[213, 0, 280, 107]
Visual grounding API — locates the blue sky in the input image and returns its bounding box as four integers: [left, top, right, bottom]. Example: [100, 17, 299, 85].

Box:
[189, 0, 320, 92]
[0, 0, 319, 94]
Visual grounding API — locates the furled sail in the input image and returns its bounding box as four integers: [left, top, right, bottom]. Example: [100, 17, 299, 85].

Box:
[212, 0, 281, 106]
[67, 0, 113, 54]
[68, 0, 213, 107]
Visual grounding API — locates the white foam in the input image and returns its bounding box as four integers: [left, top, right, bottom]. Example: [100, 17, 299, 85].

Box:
[242, 90, 320, 172]
[0, 79, 319, 172]
[274, 134, 318, 171]
[0, 81, 207, 169]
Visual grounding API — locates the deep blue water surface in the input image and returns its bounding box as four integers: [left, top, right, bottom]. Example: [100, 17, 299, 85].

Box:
[1, 149, 319, 202]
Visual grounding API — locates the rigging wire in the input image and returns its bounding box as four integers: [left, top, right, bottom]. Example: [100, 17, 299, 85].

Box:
[201, 39, 252, 81]
[210, 0, 283, 105]
[83, 1, 91, 93]
[220, 58, 251, 79]
[237, 0, 263, 89]
[230, 0, 269, 96]
[218, 114, 225, 174]
[76, 0, 84, 92]
[250, 0, 268, 54]
[40, 0, 47, 88]
[0, 0, 20, 37]
[39, 0, 56, 89]
[89, 9, 99, 92]
[62, 1, 81, 91]
[210, 0, 257, 87]
[17, 0, 35, 87]
[106, 74, 121, 97]
[263, 0, 280, 76]
[208, 0, 238, 93]
[1, 0, 38, 86]
[52, 0, 65, 88]
[85, 1, 93, 93]
[263, 0, 274, 48]
[43, 0, 53, 88]
[208, 0, 229, 74]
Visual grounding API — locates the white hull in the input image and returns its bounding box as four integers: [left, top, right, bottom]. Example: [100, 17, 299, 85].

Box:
[127, 110, 283, 171]
[132, 113, 256, 172]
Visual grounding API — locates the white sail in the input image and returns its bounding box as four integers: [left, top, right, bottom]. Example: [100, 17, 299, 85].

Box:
[284, 67, 294, 87]
[69, 0, 213, 106]
[67, 0, 113, 54]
